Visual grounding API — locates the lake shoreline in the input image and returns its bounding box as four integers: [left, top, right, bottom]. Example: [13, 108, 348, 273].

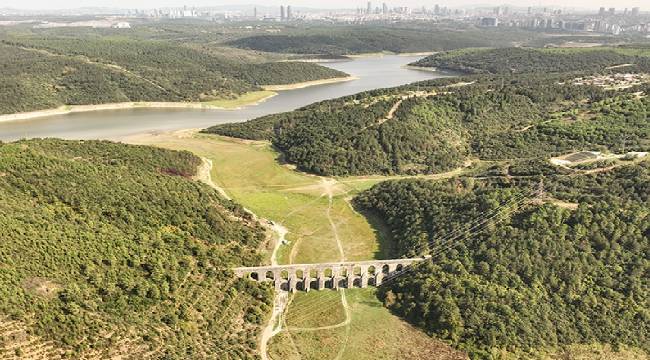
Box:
[0, 94, 276, 123]
[402, 64, 438, 72]
[262, 76, 357, 91]
[348, 51, 435, 58]
[0, 75, 360, 123]
[0, 55, 447, 141]
[280, 58, 350, 63]
[281, 52, 434, 63]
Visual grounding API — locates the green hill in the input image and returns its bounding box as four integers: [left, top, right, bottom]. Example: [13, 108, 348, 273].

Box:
[205, 71, 650, 176]
[353, 162, 649, 358]
[0, 35, 347, 115]
[410, 47, 650, 74]
[0, 139, 271, 358]
[226, 25, 541, 55]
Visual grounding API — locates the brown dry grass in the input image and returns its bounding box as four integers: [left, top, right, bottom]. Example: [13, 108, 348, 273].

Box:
[21, 278, 61, 300]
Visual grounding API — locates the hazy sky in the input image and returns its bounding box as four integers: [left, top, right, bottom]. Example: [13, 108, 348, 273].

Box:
[2, 0, 647, 10]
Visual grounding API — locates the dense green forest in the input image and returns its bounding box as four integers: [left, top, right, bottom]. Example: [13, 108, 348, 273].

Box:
[205, 68, 650, 176]
[0, 32, 346, 114]
[2, 21, 648, 115]
[0, 139, 272, 358]
[354, 161, 649, 358]
[226, 24, 541, 55]
[411, 47, 650, 74]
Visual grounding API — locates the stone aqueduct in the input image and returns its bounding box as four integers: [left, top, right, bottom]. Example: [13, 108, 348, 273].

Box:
[234, 257, 429, 292]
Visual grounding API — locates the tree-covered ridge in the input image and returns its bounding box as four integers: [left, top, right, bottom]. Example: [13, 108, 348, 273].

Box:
[0, 35, 347, 115]
[205, 73, 650, 176]
[226, 25, 544, 56]
[411, 47, 650, 74]
[0, 139, 271, 358]
[353, 162, 649, 358]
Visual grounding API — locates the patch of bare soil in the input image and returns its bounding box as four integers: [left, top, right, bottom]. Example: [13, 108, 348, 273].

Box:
[0, 318, 66, 359]
[546, 344, 648, 360]
[21, 278, 62, 299]
[391, 322, 468, 360]
[531, 198, 580, 210]
[1, 316, 153, 359]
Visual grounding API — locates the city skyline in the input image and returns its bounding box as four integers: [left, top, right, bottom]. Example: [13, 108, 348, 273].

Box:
[1, 0, 647, 11]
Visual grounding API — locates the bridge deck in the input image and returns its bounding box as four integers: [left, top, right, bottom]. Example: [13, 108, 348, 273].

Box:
[233, 256, 430, 291]
[233, 256, 430, 273]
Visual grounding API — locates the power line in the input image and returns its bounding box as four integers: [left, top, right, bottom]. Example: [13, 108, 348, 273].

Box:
[285, 198, 528, 326]
[283, 189, 532, 319]
[282, 189, 534, 325]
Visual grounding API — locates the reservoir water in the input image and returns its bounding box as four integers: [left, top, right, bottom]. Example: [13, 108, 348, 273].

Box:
[0, 55, 451, 141]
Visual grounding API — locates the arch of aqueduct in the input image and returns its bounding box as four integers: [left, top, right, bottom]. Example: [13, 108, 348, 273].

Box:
[233, 257, 429, 292]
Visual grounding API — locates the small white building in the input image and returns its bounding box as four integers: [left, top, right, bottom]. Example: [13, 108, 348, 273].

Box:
[113, 22, 131, 29]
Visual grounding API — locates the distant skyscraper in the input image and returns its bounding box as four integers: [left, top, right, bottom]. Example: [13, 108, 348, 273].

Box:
[631, 7, 640, 16]
[434, 4, 440, 15]
[494, 6, 501, 16]
[382, 3, 388, 14]
[599, 7, 606, 16]
[287, 5, 292, 19]
[608, 7, 615, 15]
[253, 7, 257, 19]
[480, 17, 499, 27]
[367, 1, 372, 15]
[280, 5, 285, 20]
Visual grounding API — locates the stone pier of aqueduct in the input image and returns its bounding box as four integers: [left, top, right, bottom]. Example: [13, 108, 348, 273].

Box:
[233, 257, 428, 292]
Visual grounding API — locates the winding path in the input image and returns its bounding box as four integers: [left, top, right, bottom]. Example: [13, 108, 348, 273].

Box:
[194, 140, 476, 360]
[195, 158, 231, 200]
[279, 179, 353, 360]
[194, 157, 290, 360]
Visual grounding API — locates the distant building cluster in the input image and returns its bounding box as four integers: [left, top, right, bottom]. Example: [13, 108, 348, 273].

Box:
[31, 19, 131, 29]
[353, 2, 457, 18]
[133, 5, 301, 22]
[97, 3, 650, 36]
[599, 7, 640, 17]
[130, 6, 241, 20]
[134, 7, 200, 19]
[279, 5, 293, 21]
[248, 5, 298, 22]
[9, 3, 647, 37]
[479, 5, 648, 35]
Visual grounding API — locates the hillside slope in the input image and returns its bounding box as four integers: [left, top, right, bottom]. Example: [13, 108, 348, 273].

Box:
[0, 139, 271, 359]
[227, 25, 542, 55]
[205, 70, 650, 176]
[410, 47, 650, 74]
[0, 36, 347, 115]
[354, 162, 649, 358]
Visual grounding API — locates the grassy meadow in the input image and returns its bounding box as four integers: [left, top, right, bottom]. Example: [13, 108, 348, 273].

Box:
[202, 90, 277, 109]
[127, 131, 468, 358]
[127, 131, 649, 359]
[268, 289, 467, 360]
[128, 132, 381, 264]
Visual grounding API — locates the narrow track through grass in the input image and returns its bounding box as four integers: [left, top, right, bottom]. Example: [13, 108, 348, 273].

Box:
[126, 131, 469, 360]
